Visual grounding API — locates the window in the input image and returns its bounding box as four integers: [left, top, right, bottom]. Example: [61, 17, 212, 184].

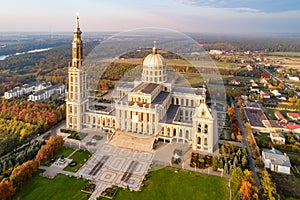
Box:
[197, 137, 201, 144]
[204, 138, 208, 145]
[204, 124, 208, 134]
[185, 130, 189, 139]
[198, 124, 201, 133]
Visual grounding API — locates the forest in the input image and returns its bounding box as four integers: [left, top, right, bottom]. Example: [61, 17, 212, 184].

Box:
[0, 99, 66, 156]
[0, 41, 99, 94]
[190, 33, 300, 52]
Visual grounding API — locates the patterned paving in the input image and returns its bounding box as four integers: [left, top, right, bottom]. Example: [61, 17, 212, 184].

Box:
[75, 144, 154, 199]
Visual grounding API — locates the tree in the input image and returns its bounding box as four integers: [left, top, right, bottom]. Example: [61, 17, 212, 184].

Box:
[254, 146, 260, 158]
[224, 163, 229, 175]
[261, 170, 280, 200]
[240, 179, 253, 200]
[240, 169, 259, 200]
[227, 107, 235, 116]
[242, 155, 248, 169]
[231, 167, 243, 187]
[212, 156, 219, 171]
[0, 179, 16, 200]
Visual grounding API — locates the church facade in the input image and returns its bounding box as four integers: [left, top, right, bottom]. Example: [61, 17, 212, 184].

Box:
[66, 16, 218, 153]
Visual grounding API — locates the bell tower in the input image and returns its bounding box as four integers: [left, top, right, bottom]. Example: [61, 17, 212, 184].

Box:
[66, 14, 88, 130]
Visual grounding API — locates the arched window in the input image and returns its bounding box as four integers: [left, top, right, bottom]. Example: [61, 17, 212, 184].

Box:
[198, 124, 201, 133]
[204, 124, 208, 134]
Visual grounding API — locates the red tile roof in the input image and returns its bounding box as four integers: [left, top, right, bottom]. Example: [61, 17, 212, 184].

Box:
[274, 111, 286, 121]
[287, 112, 300, 120]
[287, 124, 300, 130]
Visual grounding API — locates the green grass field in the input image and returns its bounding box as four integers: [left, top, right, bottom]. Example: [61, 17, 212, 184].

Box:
[13, 166, 234, 200]
[114, 167, 232, 200]
[64, 150, 92, 172]
[13, 174, 89, 200]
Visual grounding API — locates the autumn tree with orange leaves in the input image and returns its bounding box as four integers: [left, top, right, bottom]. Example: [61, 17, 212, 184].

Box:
[35, 135, 64, 164]
[240, 169, 259, 200]
[0, 179, 15, 200]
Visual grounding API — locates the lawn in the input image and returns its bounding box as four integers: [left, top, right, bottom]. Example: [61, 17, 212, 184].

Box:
[64, 150, 92, 172]
[44, 147, 75, 167]
[114, 167, 232, 200]
[13, 174, 89, 200]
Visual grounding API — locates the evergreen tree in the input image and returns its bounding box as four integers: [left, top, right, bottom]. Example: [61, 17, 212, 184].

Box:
[224, 163, 229, 175]
[261, 170, 280, 200]
[242, 155, 248, 169]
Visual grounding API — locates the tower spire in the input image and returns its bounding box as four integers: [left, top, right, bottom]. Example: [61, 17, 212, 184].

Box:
[72, 13, 83, 68]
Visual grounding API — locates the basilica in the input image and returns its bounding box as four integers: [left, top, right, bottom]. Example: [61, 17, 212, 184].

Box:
[66, 16, 218, 153]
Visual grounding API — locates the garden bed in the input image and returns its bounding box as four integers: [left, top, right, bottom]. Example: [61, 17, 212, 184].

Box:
[98, 185, 118, 199]
[190, 153, 212, 169]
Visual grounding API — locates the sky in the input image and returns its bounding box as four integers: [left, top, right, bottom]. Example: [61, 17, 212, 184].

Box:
[1, 0, 300, 34]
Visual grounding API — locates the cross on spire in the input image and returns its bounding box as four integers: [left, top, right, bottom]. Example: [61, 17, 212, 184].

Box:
[152, 40, 157, 54]
[76, 12, 80, 28]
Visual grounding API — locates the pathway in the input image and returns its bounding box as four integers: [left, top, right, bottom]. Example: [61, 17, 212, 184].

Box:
[75, 143, 154, 200]
[233, 100, 261, 191]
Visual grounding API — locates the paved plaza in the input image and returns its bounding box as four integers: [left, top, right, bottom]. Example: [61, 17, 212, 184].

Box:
[75, 143, 154, 199]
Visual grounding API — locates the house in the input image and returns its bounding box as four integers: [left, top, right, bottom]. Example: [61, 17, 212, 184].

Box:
[276, 68, 284, 73]
[287, 112, 300, 121]
[274, 111, 288, 123]
[271, 90, 281, 97]
[209, 50, 224, 55]
[262, 148, 291, 175]
[270, 132, 285, 145]
[277, 96, 287, 101]
[288, 75, 299, 81]
[28, 83, 65, 102]
[246, 65, 253, 71]
[262, 120, 288, 132]
[229, 79, 241, 85]
[286, 124, 300, 134]
[251, 82, 258, 87]
[260, 91, 270, 99]
[4, 81, 49, 99]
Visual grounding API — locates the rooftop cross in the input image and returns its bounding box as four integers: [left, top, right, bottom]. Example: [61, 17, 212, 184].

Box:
[152, 40, 157, 54]
[76, 12, 80, 28]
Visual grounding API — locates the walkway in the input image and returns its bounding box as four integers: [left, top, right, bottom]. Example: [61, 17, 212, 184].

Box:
[233, 100, 261, 189]
[75, 143, 154, 200]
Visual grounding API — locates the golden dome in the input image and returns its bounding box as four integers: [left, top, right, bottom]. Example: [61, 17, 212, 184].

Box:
[142, 46, 166, 68]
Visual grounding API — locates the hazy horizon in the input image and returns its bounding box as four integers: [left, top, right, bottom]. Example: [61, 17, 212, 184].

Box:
[1, 0, 300, 34]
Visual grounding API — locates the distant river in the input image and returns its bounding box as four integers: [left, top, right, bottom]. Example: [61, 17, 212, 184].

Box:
[0, 47, 52, 61]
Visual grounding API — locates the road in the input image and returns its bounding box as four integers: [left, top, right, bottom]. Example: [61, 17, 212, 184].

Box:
[256, 63, 300, 98]
[233, 100, 261, 190]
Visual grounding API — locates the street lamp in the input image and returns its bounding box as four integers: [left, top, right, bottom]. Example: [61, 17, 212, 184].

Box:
[228, 179, 231, 200]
